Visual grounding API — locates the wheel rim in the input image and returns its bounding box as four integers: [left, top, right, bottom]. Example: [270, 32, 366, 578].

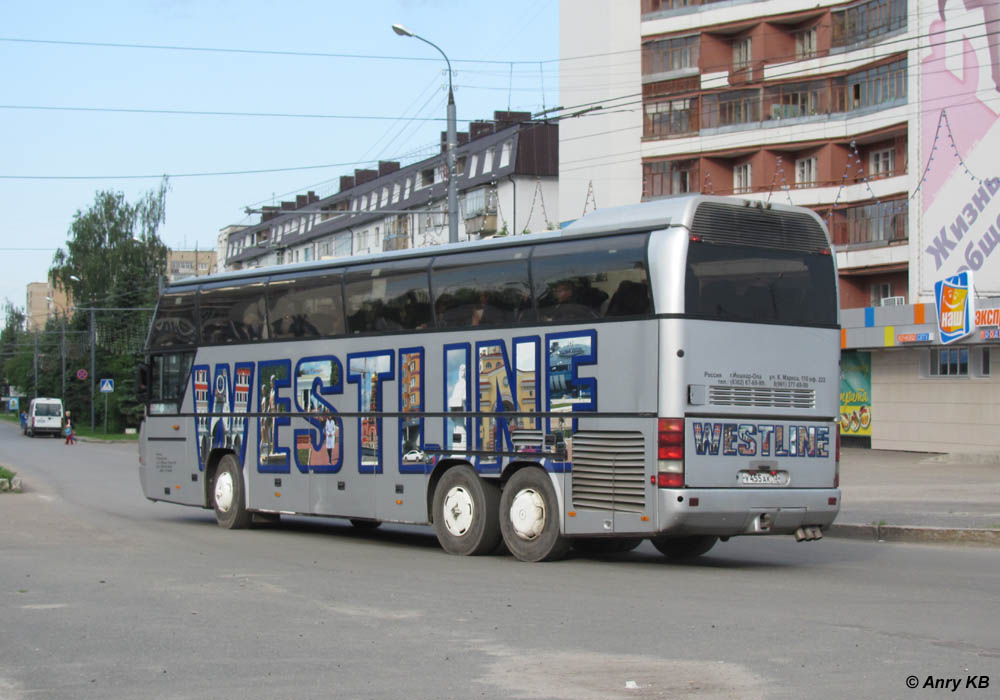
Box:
[214, 470, 234, 513]
[442, 485, 475, 537]
[508, 488, 545, 541]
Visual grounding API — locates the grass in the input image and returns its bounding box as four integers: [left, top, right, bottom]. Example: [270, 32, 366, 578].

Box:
[0, 466, 15, 481]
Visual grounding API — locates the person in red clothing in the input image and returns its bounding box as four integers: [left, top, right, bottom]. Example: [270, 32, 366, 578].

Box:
[63, 411, 75, 445]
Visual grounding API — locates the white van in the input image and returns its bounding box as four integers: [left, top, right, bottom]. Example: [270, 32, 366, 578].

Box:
[25, 397, 64, 437]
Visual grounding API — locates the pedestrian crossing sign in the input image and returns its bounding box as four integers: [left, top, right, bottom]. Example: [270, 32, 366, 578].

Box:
[100, 378, 114, 393]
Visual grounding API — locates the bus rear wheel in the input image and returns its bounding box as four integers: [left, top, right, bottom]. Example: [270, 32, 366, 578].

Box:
[650, 534, 718, 560]
[499, 467, 570, 562]
[213, 454, 252, 529]
[432, 465, 501, 556]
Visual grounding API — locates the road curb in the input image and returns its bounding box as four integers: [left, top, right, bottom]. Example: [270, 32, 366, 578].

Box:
[828, 523, 1000, 547]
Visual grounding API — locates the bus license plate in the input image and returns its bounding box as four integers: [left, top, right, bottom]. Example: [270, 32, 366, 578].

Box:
[738, 470, 789, 486]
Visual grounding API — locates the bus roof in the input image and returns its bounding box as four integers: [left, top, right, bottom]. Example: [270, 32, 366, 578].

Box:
[163, 194, 817, 294]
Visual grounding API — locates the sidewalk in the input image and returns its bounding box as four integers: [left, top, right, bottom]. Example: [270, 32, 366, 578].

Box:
[831, 446, 1000, 546]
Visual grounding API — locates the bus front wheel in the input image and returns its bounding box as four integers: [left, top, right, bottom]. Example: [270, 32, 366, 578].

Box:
[650, 534, 718, 560]
[213, 454, 252, 529]
[499, 467, 570, 562]
[432, 466, 501, 556]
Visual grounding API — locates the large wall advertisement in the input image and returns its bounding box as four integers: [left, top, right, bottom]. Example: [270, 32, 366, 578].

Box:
[917, 0, 1000, 297]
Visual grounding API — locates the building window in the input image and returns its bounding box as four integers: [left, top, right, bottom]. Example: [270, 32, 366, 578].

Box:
[870, 148, 895, 177]
[420, 168, 434, 188]
[469, 154, 478, 177]
[499, 141, 513, 169]
[929, 347, 969, 377]
[982, 348, 991, 376]
[703, 90, 760, 128]
[832, 0, 907, 48]
[643, 160, 696, 198]
[841, 199, 908, 245]
[795, 157, 817, 187]
[839, 58, 907, 112]
[403, 178, 412, 199]
[643, 98, 696, 138]
[733, 37, 752, 71]
[483, 148, 495, 173]
[870, 282, 892, 306]
[795, 27, 817, 59]
[641, 35, 699, 76]
[733, 163, 752, 193]
[392, 183, 401, 204]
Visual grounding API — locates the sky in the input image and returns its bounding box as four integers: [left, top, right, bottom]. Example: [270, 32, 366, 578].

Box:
[0, 0, 560, 312]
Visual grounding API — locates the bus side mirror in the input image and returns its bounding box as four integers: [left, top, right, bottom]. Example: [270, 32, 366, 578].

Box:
[136, 362, 150, 402]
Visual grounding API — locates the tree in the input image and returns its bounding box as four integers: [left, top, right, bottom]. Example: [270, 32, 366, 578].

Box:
[1, 301, 28, 400]
[48, 178, 170, 431]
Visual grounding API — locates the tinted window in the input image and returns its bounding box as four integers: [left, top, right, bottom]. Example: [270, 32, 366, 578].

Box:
[532, 234, 651, 322]
[200, 283, 267, 345]
[148, 292, 198, 348]
[432, 249, 532, 329]
[345, 262, 431, 333]
[267, 273, 344, 340]
[685, 241, 837, 325]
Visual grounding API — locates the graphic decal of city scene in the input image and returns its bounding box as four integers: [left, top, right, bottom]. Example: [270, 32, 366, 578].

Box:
[548, 333, 596, 459]
[192, 363, 253, 469]
[477, 343, 516, 457]
[514, 339, 539, 431]
[258, 362, 290, 467]
[399, 350, 424, 468]
[349, 354, 392, 466]
[445, 346, 470, 452]
[295, 359, 342, 468]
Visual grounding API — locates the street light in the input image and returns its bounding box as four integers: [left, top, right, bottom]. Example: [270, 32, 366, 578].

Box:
[69, 274, 97, 431]
[392, 23, 459, 244]
[45, 296, 67, 406]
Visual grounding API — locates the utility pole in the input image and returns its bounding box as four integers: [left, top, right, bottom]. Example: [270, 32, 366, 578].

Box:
[89, 306, 95, 431]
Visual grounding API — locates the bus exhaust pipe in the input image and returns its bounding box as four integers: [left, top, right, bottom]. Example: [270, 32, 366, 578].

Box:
[794, 527, 823, 542]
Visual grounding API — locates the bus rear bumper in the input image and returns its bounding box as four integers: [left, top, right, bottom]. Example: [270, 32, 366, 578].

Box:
[655, 488, 841, 537]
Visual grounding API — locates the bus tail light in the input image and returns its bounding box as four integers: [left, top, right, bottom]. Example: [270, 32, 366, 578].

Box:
[656, 418, 685, 488]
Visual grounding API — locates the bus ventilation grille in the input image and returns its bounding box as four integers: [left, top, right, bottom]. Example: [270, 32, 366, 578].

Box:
[709, 385, 816, 409]
[570, 431, 646, 513]
[691, 202, 830, 253]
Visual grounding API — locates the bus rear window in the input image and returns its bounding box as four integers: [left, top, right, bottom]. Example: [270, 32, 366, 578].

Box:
[685, 241, 837, 326]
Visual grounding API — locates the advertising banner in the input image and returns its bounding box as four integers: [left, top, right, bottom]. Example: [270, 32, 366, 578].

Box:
[918, 0, 1000, 296]
[934, 271, 975, 344]
[840, 351, 872, 437]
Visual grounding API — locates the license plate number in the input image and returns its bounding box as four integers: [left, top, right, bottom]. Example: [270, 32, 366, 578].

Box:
[738, 470, 788, 486]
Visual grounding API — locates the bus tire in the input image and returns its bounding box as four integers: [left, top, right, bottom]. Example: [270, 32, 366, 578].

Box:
[432, 465, 501, 556]
[499, 467, 570, 562]
[213, 454, 252, 529]
[650, 534, 718, 560]
[572, 537, 643, 555]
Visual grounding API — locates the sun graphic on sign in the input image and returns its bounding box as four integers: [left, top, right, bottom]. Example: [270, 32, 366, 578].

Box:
[941, 285, 966, 311]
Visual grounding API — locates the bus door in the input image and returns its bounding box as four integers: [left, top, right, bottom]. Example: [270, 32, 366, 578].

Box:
[142, 352, 203, 507]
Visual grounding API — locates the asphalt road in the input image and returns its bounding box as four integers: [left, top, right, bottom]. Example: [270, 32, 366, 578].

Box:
[1, 422, 998, 700]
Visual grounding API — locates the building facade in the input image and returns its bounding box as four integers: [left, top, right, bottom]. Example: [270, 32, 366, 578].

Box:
[25, 278, 72, 332]
[224, 112, 558, 271]
[561, 0, 1000, 451]
[166, 249, 217, 283]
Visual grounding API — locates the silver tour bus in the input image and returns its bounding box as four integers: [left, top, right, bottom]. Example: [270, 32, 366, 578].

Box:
[138, 195, 841, 562]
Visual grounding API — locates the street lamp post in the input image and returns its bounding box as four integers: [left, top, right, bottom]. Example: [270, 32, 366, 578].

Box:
[45, 297, 66, 405]
[392, 23, 459, 244]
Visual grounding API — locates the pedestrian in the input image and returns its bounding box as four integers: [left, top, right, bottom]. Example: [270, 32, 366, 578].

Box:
[64, 411, 75, 445]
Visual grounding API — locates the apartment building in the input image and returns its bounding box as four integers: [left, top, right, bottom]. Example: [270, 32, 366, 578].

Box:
[560, 1, 1000, 451]
[224, 112, 558, 271]
[166, 249, 217, 283]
